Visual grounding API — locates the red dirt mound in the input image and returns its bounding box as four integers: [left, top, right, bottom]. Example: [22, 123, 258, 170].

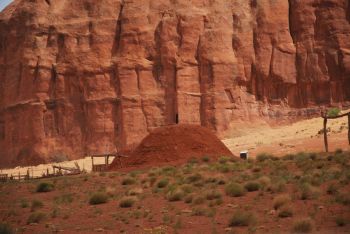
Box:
[110, 124, 235, 170]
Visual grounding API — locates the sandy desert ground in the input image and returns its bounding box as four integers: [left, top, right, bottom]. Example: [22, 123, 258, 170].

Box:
[1, 114, 349, 178]
[223, 115, 350, 157]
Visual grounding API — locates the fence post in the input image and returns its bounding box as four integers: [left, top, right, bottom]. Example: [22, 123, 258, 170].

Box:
[323, 117, 328, 152]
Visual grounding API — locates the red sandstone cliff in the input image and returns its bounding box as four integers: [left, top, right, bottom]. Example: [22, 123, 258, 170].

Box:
[0, 0, 349, 167]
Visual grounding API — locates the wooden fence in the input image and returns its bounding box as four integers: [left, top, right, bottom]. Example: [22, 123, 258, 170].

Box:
[322, 111, 350, 152]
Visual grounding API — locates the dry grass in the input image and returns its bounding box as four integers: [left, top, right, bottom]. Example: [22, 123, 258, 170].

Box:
[27, 212, 46, 224]
[89, 193, 108, 205]
[229, 210, 256, 227]
[292, 218, 313, 233]
[273, 194, 291, 210]
[278, 206, 293, 218]
[119, 197, 136, 208]
[1, 150, 350, 233]
[36, 182, 54, 193]
[225, 182, 246, 197]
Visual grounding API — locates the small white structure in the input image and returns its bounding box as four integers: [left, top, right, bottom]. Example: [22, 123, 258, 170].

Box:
[240, 150, 249, 160]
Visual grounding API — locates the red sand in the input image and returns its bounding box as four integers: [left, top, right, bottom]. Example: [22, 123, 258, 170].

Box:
[110, 124, 235, 169]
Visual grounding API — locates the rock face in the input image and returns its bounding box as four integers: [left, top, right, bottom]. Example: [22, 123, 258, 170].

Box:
[0, 0, 349, 167]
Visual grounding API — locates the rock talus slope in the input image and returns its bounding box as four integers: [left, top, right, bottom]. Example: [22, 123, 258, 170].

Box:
[0, 0, 349, 167]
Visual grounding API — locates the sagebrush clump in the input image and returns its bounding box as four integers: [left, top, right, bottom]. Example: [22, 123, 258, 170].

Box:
[36, 182, 54, 193]
[229, 210, 256, 227]
[244, 181, 260, 192]
[0, 223, 13, 234]
[292, 218, 313, 233]
[273, 194, 291, 210]
[27, 212, 46, 224]
[225, 182, 246, 197]
[89, 193, 108, 205]
[119, 197, 136, 208]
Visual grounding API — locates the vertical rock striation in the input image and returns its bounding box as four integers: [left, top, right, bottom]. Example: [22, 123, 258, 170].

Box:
[0, 0, 349, 167]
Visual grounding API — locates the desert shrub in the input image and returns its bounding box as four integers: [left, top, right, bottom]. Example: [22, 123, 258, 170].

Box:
[217, 178, 226, 185]
[202, 156, 210, 162]
[148, 168, 159, 177]
[182, 164, 194, 174]
[300, 183, 320, 200]
[51, 207, 60, 218]
[326, 183, 338, 195]
[225, 182, 246, 197]
[252, 166, 261, 173]
[161, 166, 177, 175]
[335, 193, 350, 205]
[257, 176, 271, 189]
[185, 174, 202, 184]
[267, 179, 286, 193]
[278, 206, 293, 218]
[27, 212, 46, 224]
[295, 152, 312, 164]
[327, 108, 340, 117]
[218, 156, 230, 164]
[149, 176, 157, 186]
[180, 184, 194, 194]
[208, 197, 223, 207]
[292, 218, 313, 233]
[89, 192, 108, 205]
[191, 207, 215, 217]
[187, 157, 199, 164]
[298, 174, 313, 185]
[20, 199, 29, 208]
[121, 177, 136, 185]
[0, 223, 13, 234]
[308, 173, 324, 187]
[282, 154, 295, 160]
[334, 154, 349, 165]
[341, 169, 350, 184]
[191, 207, 209, 216]
[273, 194, 291, 210]
[157, 178, 169, 188]
[205, 177, 218, 184]
[192, 195, 205, 205]
[54, 193, 74, 204]
[36, 182, 54, 192]
[335, 216, 347, 227]
[309, 152, 318, 161]
[335, 148, 343, 155]
[229, 210, 256, 227]
[205, 190, 222, 200]
[244, 181, 260, 192]
[31, 199, 43, 212]
[127, 187, 143, 196]
[119, 197, 136, 208]
[256, 153, 274, 162]
[217, 164, 230, 173]
[167, 189, 185, 202]
[184, 194, 193, 203]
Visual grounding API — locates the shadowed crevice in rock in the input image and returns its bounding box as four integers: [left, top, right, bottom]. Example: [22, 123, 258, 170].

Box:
[112, 2, 124, 56]
[288, 0, 296, 45]
[347, 0, 350, 23]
